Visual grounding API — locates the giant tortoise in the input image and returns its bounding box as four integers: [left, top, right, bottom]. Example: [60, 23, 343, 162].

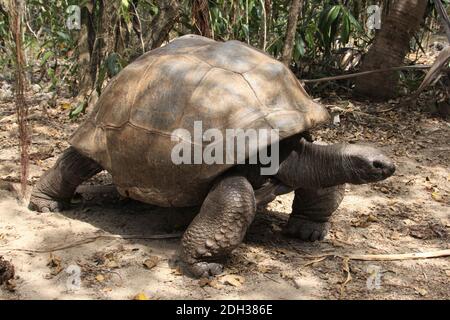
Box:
[29, 35, 395, 278]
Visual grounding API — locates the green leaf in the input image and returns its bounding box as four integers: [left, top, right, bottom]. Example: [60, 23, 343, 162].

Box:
[318, 5, 342, 49]
[294, 34, 306, 61]
[40, 51, 54, 66]
[69, 101, 86, 119]
[344, 7, 363, 32]
[341, 14, 351, 45]
[56, 31, 70, 41]
[121, 0, 129, 9]
[327, 5, 341, 26]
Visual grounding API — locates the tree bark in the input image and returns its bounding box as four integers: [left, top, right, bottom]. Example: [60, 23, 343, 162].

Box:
[76, 1, 95, 97]
[145, 0, 180, 50]
[8, 0, 29, 198]
[281, 0, 303, 65]
[354, 0, 427, 100]
[192, 0, 211, 38]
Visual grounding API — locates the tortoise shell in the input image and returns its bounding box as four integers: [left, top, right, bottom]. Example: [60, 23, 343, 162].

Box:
[70, 35, 330, 207]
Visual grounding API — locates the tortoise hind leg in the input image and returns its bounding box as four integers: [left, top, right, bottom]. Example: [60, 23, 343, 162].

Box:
[29, 147, 102, 212]
[180, 175, 256, 278]
[283, 185, 345, 241]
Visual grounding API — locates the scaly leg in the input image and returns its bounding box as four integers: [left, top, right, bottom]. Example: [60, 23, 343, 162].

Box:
[283, 185, 345, 241]
[180, 175, 256, 278]
[29, 147, 102, 212]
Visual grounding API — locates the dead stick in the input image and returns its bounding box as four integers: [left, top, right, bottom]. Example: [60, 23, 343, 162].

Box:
[303, 65, 431, 83]
[303, 249, 450, 262]
[346, 250, 450, 261]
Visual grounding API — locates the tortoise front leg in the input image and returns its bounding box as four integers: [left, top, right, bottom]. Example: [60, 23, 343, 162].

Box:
[283, 185, 345, 241]
[29, 147, 102, 212]
[180, 175, 256, 278]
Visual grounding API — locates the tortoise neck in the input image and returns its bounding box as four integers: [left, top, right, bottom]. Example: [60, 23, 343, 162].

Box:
[275, 139, 349, 189]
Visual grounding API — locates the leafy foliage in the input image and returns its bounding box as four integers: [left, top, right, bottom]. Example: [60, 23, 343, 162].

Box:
[0, 0, 447, 117]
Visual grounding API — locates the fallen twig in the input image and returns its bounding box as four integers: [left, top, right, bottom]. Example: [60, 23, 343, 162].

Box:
[0, 232, 183, 253]
[301, 256, 328, 268]
[339, 257, 352, 298]
[302, 249, 450, 262]
[263, 273, 281, 284]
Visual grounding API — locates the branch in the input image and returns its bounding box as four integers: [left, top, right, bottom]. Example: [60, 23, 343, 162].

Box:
[414, 46, 450, 95]
[433, 0, 450, 42]
[302, 249, 450, 262]
[302, 65, 432, 83]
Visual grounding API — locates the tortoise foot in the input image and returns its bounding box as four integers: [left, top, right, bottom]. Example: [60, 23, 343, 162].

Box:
[283, 217, 330, 242]
[28, 194, 69, 213]
[182, 261, 224, 278]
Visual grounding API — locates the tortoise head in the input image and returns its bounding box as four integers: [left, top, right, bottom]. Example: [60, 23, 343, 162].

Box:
[276, 139, 395, 189]
[339, 143, 395, 184]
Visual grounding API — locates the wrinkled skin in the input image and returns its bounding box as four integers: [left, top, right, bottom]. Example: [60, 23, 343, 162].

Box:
[29, 137, 395, 278]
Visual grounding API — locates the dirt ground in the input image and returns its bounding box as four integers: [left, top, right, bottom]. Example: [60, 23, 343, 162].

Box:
[0, 83, 449, 300]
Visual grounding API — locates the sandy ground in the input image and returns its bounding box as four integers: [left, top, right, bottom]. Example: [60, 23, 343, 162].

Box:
[0, 88, 449, 300]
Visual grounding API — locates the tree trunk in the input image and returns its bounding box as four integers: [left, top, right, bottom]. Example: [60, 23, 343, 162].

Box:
[145, 0, 180, 50]
[354, 0, 427, 100]
[76, 1, 95, 98]
[192, 0, 211, 38]
[7, 0, 29, 198]
[281, 0, 303, 65]
[258, 0, 267, 51]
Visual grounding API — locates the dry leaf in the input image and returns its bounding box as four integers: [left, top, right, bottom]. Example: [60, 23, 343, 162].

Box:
[60, 102, 72, 110]
[170, 266, 183, 276]
[95, 274, 105, 282]
[198, 278, 210, 287]
[5, 279, 16, 292]
[133, 292, 150, 300]
[389, 231, 401, 240]
[106, 260, 120, 269]
[47, 253, 63, 276]
[47, 253, 61, 268]
[208, 279, 222, 289]
[431, 192, 443, 202]
[380, 187, 389, 194]
[415, 287, 428, 296]
[220, 274, 245, 287]
[280, 270, 296, 280]
[256, 265, 272, 273]
[143, 256, 159, 270]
